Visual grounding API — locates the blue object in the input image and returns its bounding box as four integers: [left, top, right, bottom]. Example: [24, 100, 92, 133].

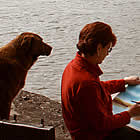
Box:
[113, 85, 140, 131]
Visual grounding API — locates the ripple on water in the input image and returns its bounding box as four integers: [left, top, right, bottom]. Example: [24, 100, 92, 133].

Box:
[0, 0, 139, 101]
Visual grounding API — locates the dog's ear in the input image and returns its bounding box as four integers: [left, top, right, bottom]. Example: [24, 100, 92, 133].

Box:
[20, 36, 34, 53]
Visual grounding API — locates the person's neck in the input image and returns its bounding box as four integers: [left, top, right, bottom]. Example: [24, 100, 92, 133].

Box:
[81, 53, 98, 65]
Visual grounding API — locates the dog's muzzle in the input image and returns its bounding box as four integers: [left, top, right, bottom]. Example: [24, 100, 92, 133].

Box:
[43, 43, 52, 56]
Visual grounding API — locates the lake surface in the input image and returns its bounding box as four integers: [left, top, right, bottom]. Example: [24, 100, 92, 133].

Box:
[0, 0, 140, 102]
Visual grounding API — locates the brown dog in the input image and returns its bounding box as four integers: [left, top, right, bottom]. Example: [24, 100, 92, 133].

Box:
[0, 32, 52, 120]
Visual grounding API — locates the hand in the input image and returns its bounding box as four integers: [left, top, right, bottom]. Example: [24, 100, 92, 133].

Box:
[124, 76, 140, 85]
[128, 102, 140, 117]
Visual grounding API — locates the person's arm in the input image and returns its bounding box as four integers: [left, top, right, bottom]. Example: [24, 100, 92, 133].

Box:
[101, 79, 125, 94]
[101, 76, 140, 95]
[79, 81, 130, 132]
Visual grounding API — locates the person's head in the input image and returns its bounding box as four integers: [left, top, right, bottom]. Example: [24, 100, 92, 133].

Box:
[77, 21, 117, 64]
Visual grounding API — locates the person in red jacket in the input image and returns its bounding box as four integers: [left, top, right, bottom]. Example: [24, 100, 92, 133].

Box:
[61, 21, 140, 140]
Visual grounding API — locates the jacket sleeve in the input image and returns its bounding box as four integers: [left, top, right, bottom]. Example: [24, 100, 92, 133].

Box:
[79, 81, 130, 132]
[101, 79, 126, 94]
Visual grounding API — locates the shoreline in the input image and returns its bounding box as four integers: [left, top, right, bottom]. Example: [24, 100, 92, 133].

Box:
[10, 90, 71, 140]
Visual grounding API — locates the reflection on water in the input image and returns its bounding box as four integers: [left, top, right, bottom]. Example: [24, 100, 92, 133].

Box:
[0, 0, 140, 101]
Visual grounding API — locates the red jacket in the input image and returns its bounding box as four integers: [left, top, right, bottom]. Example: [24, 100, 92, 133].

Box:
[61, 52, 130, 140]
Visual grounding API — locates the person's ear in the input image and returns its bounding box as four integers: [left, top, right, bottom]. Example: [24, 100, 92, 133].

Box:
[97, 43, 102, 57]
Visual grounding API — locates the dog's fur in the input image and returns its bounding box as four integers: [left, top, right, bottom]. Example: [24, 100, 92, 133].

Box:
[0, 32, 52, 120]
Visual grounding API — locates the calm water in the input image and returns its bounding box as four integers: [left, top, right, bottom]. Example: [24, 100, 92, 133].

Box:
[0, 0, 140, 102]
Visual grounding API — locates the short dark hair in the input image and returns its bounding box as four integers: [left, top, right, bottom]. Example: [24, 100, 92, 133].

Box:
[76, 21, 117, 55]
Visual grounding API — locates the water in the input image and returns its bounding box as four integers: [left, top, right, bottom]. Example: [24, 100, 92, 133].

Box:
[0, 0, 140, 102]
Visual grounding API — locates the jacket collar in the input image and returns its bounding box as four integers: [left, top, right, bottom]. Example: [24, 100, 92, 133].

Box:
[72, 52, 103, 76]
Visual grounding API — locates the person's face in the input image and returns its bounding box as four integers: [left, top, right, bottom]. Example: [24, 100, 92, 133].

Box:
[97, 42, 112, 64]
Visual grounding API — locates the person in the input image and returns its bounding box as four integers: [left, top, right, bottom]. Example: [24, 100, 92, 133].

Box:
[61, 21, 140, 140]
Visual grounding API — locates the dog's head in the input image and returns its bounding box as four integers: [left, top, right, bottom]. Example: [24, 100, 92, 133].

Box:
[16, 32, 52, 59]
